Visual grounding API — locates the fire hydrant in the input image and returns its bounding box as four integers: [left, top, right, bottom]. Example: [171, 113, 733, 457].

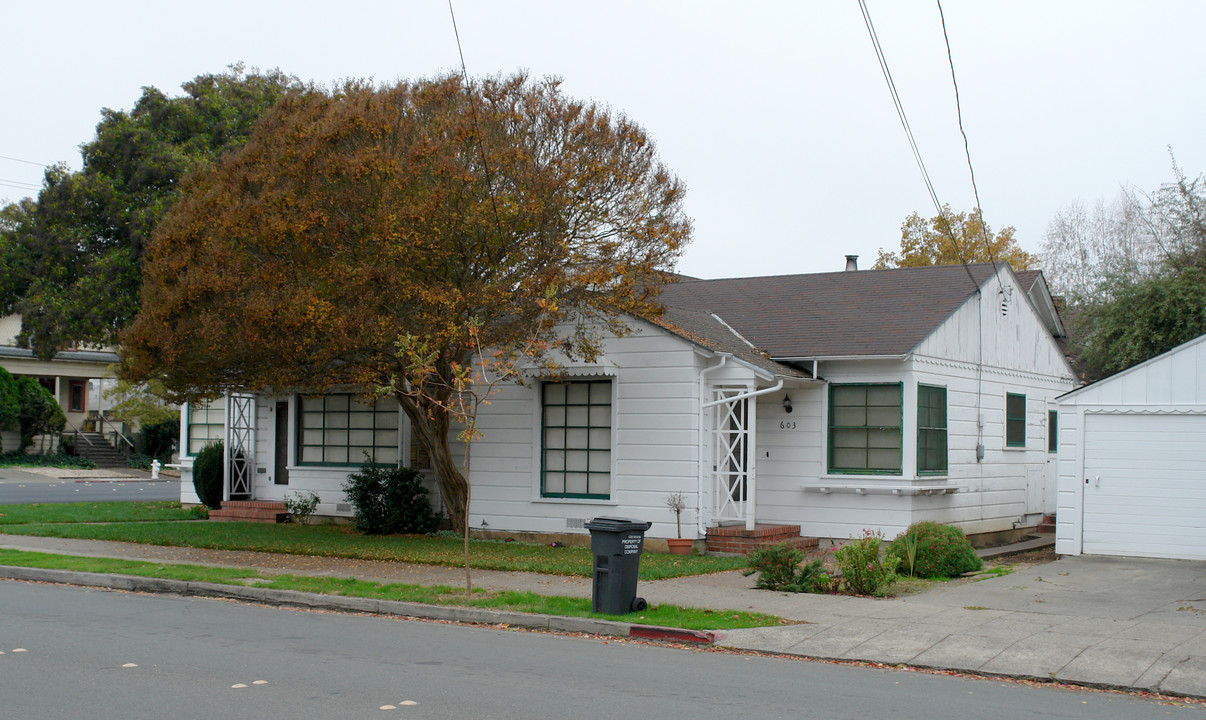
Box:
[151, 459, 161, 480]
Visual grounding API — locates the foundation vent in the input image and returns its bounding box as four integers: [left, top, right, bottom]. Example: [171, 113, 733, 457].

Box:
[336, 503, 353, 513]
[566, 517, 587, 530]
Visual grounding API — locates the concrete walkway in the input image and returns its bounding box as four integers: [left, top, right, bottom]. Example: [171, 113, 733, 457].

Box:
[2, 533, 1205, 699]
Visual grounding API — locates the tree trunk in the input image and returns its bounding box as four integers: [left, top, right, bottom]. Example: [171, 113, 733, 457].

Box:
[397, 392, 469, 534]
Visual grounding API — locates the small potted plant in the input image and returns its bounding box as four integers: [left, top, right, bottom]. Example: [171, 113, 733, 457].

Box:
[664, 491, 693, 554]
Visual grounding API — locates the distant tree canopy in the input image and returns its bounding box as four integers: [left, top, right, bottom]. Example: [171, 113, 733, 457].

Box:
[0, 65, 306, 358]
[121, 73, 691, 533]
[1047, 162, 1206, 381]
[875, 206, 1037, 270]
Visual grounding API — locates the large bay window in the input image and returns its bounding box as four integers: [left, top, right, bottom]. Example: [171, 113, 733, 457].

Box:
[828, 383, 902, 474]
[297, 394, 399, 466]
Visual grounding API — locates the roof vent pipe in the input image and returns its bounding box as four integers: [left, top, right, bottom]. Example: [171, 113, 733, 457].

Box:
[844, 254, 859, 271]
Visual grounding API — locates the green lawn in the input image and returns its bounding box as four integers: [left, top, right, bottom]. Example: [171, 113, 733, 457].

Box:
[0, 549, 783, 631]
[0, 503, 746, 580]
[0, 501, 197, 525]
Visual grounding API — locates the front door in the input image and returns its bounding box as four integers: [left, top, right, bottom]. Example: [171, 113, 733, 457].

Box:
[274, 401, 289, 486]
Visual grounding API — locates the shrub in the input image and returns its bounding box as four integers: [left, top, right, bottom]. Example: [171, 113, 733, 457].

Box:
[192, 441, 224, 510]
[138, 417, 180, 460]
[834, 529, 900, 596]
[285, 490, 321, 525]
[743, 543, 831, 593]
[127, 453, 154, 470]
[342, 459, 438, 535]
[0, 367, 19, 432]
[888, 521, 983, 578]
[15, 376, 65, 450]
[0, 451, 95, 469]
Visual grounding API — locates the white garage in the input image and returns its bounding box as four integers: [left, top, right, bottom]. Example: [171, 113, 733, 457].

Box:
[1056, 333, 1206, 561]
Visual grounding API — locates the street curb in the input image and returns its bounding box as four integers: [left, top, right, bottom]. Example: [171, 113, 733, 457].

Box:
[0, 565, 715, 645]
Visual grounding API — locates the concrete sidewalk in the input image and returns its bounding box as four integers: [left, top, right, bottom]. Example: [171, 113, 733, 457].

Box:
[2, 533, 1204, 699]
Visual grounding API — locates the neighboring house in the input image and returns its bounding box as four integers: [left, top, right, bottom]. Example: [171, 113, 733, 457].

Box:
[179, 261, 1076, 545]
[0, 313, 120, 452]
[1055, 332, 1206, 561]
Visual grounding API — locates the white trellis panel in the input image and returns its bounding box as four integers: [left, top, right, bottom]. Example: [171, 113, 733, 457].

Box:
[710, 387, 750, 527]
[225, 392, 255, 500]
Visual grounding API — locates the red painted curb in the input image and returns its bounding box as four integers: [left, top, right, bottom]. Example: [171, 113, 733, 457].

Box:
[628, 624, 717, 645]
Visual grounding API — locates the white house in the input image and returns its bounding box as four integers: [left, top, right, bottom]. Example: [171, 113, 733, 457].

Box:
[179, 262, 1076, 547]
[0, 313, 121, 453]
[1055, 332, 1206, 561]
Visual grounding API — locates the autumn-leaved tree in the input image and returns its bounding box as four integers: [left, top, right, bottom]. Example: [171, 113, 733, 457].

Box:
[0, 65, 305, 357]
[875, 206, 1036, 270]
[121, 73, 691, 535]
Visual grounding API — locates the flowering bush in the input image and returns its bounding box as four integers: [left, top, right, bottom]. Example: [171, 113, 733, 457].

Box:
[833, 529, 900, 596]
[888, 521, 982, 578]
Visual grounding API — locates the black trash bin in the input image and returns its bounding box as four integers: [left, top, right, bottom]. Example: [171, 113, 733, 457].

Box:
[584, 516, 652, 615]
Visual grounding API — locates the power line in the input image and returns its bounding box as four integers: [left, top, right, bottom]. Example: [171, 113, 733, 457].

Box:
[0, 178, 40, 191]
[936, 0, 1000, 272]
[0, 154, 49, 168]
[857, 0, 977, 285]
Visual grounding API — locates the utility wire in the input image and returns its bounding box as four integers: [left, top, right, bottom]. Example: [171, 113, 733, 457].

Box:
[447, 0, 504, 243]
[857, 0, 978, 286]
[936, 0, 1000, 274]
[0, 154, 49, 167]
[0, 178, 40, 190]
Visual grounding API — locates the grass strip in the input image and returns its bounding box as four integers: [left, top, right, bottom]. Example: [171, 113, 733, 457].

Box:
[1, 521, 747, 580]
[0, 549, 782, 631]
[0, 501, 197, 525]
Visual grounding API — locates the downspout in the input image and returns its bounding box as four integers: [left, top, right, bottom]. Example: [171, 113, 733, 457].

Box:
[698, 354, 729, 536]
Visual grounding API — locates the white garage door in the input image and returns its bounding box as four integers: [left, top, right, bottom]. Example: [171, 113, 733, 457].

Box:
[1082, 413, 1206, 560]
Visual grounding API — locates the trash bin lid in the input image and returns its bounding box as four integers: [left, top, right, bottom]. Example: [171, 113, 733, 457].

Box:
[584, 516, 652, 532]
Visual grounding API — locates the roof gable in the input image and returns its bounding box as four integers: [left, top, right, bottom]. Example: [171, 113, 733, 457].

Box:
[658, 263, 1005, 358]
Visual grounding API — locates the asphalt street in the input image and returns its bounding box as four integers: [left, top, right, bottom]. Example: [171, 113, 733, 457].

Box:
[0, 467, 179, 504]
[2, 580, 1197, 720]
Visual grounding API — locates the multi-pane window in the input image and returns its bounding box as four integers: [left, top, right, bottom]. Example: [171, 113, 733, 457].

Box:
[297, 395, 399, 466]
[186, 398, 226, 456]
[1006, 393, 1027, 448]
[542, 380, 612, 499]
[828, 383, 902, 474]
[917, 384, 948, 475]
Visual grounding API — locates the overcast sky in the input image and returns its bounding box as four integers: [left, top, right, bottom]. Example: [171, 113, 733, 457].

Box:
[2, 1, 1203, 279]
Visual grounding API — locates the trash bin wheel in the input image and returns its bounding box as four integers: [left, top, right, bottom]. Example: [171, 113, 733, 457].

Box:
[630, 597, 648, 612]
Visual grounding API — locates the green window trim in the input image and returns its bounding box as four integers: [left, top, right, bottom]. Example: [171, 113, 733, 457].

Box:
[186, 399, 225, 457]
[917, 384, 948, 475]
[1047, 409, 1058, 454]
[296, 394, 400, 467]
[827, 382, 903, 475]
[1005, 392, 1027, 448]
[541, 380, 612, 499]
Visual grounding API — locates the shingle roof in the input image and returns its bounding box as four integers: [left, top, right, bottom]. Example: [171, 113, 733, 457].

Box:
[645, 306, 812, 379]
[657, 263, 1006, 359]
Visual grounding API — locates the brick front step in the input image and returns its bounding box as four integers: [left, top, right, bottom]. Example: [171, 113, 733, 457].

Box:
[1036, 513, 1057, 534]
[209, 501, 288, 523]
[705, 524, 819, 556]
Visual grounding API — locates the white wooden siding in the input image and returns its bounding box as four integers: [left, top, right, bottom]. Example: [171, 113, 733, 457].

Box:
[1056, 333, 1206, 558]
[468, 318, 711, 539]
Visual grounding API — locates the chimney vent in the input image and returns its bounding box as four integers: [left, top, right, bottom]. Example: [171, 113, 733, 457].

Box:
[844, 255, 859, 272]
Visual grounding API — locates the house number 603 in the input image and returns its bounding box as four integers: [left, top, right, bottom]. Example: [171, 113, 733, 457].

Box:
[780, 421, 797, 430]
